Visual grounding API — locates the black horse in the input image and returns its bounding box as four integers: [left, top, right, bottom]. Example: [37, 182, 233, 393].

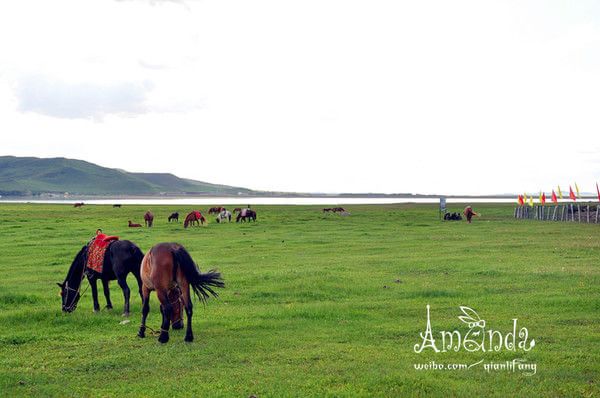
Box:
[58, 240, 144, 316]
[168, 212, 179, 222]
[236, 209, 257, 223]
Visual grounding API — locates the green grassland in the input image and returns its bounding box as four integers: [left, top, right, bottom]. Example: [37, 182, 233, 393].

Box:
[0, 203, 598, 397]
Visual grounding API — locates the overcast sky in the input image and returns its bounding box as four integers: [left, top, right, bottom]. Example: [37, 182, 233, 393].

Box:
[1, 0, 599, 195]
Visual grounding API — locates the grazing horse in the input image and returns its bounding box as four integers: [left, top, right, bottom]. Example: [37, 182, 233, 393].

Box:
[184, 211, 206, 228]
[233, 208, 242, 213]
[216, 210, 232, 223]
[144, 211, 154, 227]
[168, 212, 179, 222]
[128, 220, 142, 228]
[74, 202, 84, 208]
[59, 240, 144, 316]
[137, 242, 224, 343]
[208, 207, 225, 215]
[323, 208, 333, 213]
[332, 207, 346, 213]
[236, 209, 257, 222]
[113, 204, 122, 208]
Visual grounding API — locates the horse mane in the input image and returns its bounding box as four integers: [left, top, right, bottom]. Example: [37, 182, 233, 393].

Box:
[64, 245, 87, 285]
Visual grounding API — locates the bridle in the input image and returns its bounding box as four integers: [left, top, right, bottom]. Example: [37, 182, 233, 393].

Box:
[62, 256, 89, 312]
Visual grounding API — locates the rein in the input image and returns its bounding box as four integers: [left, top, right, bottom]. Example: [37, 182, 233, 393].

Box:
[63, 250, 90, 312]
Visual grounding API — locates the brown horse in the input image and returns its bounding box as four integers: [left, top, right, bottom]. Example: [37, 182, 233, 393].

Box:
[184, 211, 206, 228]
[137, 243, 224, 343]
[144, 211, 154, 227]
[128, 220, 142, 228]
[208, 207, 224, 215]
[73, 202, 84, 208]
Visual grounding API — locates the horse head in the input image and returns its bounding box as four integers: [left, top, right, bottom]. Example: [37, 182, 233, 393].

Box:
[59, 245, 87, 312]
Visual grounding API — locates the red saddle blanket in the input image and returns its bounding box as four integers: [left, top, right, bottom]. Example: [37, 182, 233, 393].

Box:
[86, 234, 119, 273]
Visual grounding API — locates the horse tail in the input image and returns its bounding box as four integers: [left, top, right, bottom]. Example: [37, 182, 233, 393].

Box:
[171, 246, 224, 304]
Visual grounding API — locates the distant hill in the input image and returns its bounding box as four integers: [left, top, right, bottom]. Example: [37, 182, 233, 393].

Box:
[0, 156, 254, 196]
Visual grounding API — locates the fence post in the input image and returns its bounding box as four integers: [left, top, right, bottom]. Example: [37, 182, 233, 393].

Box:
[587, 205, 590, 223]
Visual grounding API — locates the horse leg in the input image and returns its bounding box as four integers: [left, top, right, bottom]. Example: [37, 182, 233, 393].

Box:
[101, 279, 113, 310]
[133, 271, 143, 301]
[137, 285, 151, 338]
[180, 281, 194, 342]
[157, 289, 172, 344]
[90, 277, 100, 312]
[117, 276, 131, 317]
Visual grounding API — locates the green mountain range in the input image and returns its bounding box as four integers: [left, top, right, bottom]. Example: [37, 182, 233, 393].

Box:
[0, 156, 254, 196]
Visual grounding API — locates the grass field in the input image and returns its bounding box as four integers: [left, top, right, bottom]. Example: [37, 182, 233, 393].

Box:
[0, 203, 598, 397]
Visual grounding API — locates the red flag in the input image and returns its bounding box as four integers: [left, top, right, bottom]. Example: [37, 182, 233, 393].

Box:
[597, 182, 600, 202]
[569, 185, 576, 201]
[518, 195, 524, 206]
[541, 192, 546, 205]
[551, 190, 558, 204]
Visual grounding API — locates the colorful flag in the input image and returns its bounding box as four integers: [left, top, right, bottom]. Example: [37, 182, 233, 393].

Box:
[569, 186, 576, 201]
[575, 183, 581, 198]
[541, 192, 546, 205]
[551, 190, 558, 204]
[529, 195, 534, 207]
[596, 182, 600, 202]
[539, 191, 543, 205]
[518, 195, 524, 206]
[558, 185, 563, 199]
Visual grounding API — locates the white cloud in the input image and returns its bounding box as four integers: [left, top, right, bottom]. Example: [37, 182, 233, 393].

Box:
[14, 75, 153, 119]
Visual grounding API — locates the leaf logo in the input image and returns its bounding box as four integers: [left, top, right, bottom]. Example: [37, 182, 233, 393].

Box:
[458, 306, 486, 329]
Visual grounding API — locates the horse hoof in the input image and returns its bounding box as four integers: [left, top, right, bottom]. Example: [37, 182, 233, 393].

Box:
[137, 331, 145, 338]
[184, 335, 194, 342]
[158, 333, 169, 344]
[93, 309, 100, 313]
[122, 312, 130, 317]
[105, 305, 113, 310]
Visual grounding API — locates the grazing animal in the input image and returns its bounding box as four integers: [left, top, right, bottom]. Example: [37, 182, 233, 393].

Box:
[144, 211, 154, 227]
[73, 202, 84, 208]
[332, 207, 346, 213]
[168, 212, 179, 222]
[137, 242, 224, 343]
[216, 210, 232, 223]
[128, 220, 142, 228]
[233, 208, 242, 213]
[113, 204, 122, 208]
[444, 212, 462, 221]
[463, 206, 479, 223]
[236, 209, 257, 223]
[323, 208, 333, 213]
[208, 207, 225, 215]
[184, 211, 206, 228]
[58, 239, 144, 316]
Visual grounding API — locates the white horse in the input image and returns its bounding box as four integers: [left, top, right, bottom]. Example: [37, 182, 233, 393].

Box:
[216, 210, 232, 223]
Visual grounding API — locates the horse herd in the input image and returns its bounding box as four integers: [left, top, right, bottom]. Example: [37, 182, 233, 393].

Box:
[126, 207, 257, 229]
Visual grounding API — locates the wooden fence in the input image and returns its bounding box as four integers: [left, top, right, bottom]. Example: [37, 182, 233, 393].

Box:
[514, 204, 599, 223]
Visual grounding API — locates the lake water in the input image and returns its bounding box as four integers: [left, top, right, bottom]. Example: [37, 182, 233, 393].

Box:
[0, 197, 518, 205]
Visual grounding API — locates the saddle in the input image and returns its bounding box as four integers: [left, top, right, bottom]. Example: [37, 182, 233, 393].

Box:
[86, 234, 119, 273]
